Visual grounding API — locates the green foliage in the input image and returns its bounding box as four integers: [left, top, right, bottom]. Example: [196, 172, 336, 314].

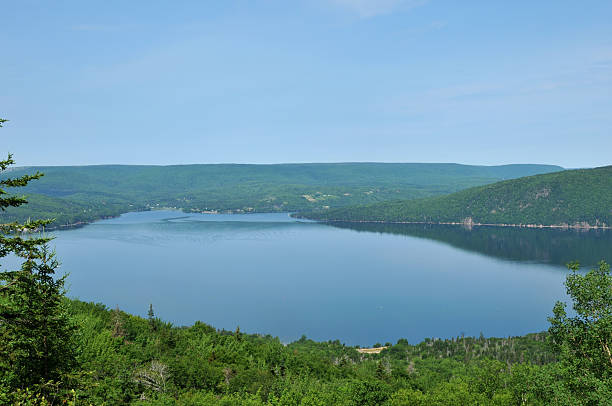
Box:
[0, 153, 51, 255]
[0, 125, 76, 401]
[28, 299, 562, 405]
[301, 166, 612, 227]
[0, 163, 562, 228]
[548, 261, 612, 404]
[0, 247, 77, 389]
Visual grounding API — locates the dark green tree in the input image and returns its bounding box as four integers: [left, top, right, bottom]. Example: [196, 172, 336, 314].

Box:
[0, 119, 76, 396]
[1, 246, 76, 388]
[548, 260, 612, 403]
[148, 303, 157, 332]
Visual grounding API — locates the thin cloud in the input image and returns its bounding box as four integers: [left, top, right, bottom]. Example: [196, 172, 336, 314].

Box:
[331, 0, 429, 18]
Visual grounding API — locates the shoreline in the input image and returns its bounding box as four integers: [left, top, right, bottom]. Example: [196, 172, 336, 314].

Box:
[42, 216, 122, 231]
[293, 218, 612, 230]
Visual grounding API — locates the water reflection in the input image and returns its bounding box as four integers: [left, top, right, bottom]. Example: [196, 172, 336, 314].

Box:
[328, 222, 612, 268]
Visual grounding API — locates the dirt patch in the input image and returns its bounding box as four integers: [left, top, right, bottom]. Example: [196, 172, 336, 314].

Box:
[356, 346, 388, 354]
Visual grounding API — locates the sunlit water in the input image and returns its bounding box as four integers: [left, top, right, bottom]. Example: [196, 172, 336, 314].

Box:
[5, 210, 612, 346]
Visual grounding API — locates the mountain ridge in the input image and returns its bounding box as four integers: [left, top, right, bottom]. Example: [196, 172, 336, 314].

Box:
[0, 162, 562, 228]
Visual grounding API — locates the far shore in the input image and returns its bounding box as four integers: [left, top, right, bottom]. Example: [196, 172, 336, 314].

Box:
[39, 208, 296, 231]
[293, 217, 612, 230]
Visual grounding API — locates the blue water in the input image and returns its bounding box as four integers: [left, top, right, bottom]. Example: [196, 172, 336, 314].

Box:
[10, 210, 612, 346]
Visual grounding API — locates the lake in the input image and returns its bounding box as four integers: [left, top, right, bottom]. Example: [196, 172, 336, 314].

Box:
[22, 211, 612, 345]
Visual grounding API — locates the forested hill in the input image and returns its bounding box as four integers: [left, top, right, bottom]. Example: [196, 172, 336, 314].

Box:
[297, 166, 612, 228]
[0, 163, 561, 227]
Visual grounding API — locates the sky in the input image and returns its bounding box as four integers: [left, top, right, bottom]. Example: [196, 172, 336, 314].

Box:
[1, 0, 611, 168]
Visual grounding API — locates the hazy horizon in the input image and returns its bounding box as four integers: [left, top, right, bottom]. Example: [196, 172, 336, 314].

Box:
[9, 161, 569, 169]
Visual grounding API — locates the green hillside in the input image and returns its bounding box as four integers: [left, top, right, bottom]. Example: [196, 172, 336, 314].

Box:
[0, 163, 561, 228]
[298, 166, 612, 228]
[11, 298, 560, 405]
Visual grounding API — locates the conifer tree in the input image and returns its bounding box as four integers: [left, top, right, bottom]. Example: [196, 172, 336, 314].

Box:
[0, 118, 76, 393]
[148, 303, 157, 332]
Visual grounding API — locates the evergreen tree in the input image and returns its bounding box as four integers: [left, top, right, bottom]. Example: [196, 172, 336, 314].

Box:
[1, 246, 75, 389]
[0, 118, 76, 395]
[148, 303, 156, 332]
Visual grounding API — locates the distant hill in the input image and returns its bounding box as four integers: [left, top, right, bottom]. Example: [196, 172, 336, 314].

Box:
[297, 166, 612, 228]
[0, 163, 562, 227]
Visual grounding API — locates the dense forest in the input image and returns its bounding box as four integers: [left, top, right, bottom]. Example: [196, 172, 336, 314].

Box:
[298, 166, 612, 228]
[0, 163, 561, 228]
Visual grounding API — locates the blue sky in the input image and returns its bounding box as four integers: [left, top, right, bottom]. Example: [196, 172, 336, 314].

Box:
[1, 0, 611, 167]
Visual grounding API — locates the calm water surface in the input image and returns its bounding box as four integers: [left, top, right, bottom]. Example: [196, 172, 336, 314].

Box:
[31, 211, 612, 345]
